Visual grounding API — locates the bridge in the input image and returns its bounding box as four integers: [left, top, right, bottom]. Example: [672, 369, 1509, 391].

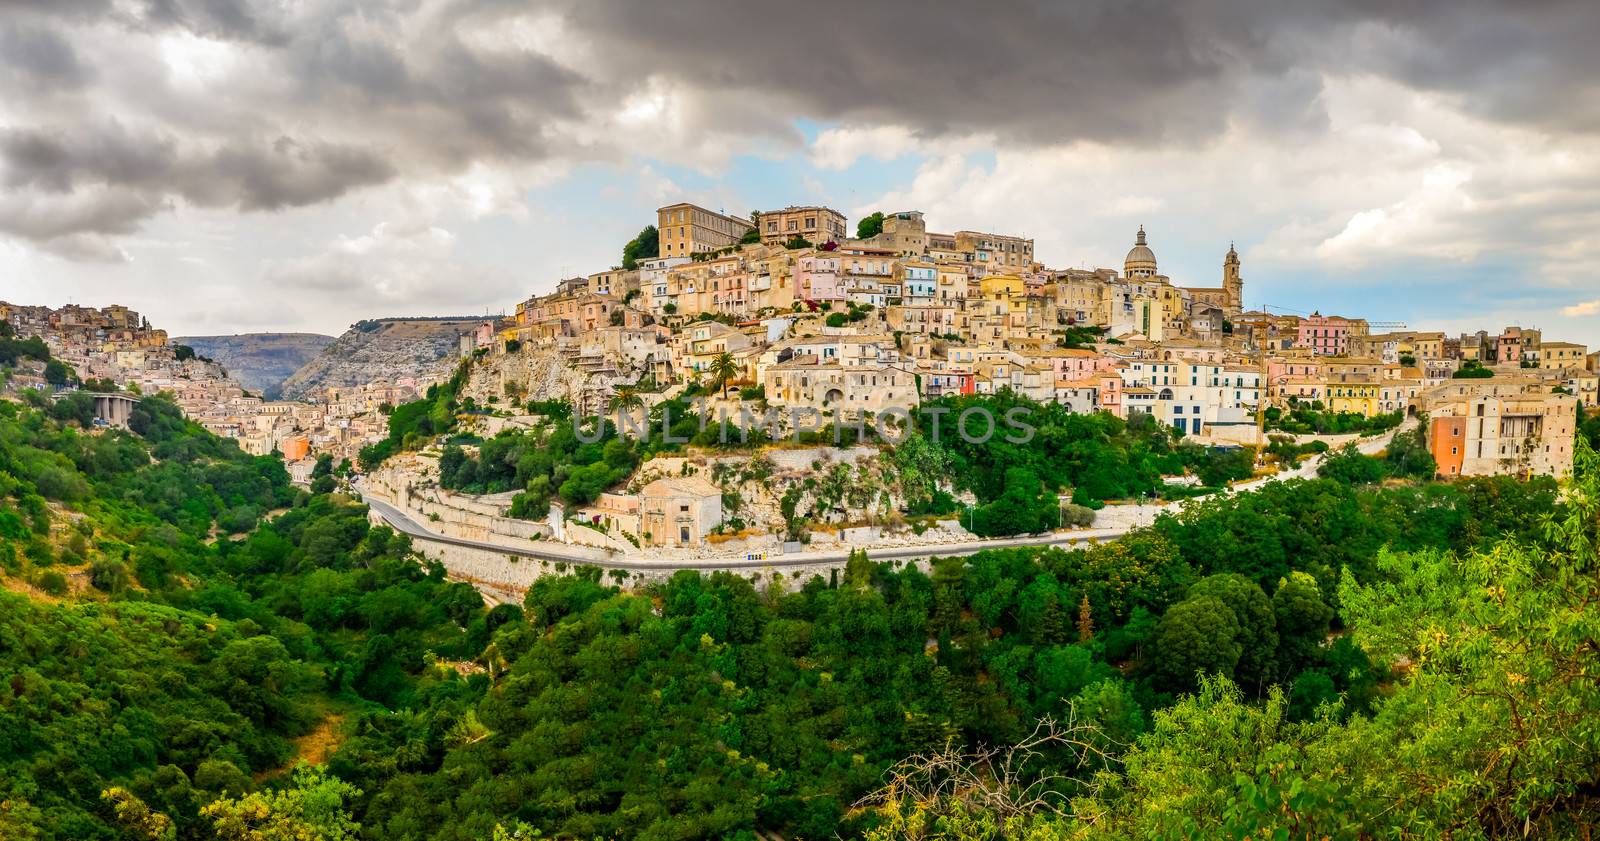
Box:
[84, 392, 141, 428]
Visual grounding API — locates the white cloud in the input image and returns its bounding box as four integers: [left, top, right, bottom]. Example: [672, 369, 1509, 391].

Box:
[811, 126, 920, 170]
[1564, 299, 1600, 317]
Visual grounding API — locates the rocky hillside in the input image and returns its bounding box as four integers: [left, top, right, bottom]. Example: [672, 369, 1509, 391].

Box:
[278, 318, 480, 400]
[173, 332, 335, 397]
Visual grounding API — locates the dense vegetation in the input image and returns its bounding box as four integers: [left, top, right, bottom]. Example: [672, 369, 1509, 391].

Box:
[0, 396, 487, 839]
[907, 392, 1216, 534]
[10, 387, 1596, 839]
[1264, 402, 1404, 435]
[356, 360, 473, 471]
[352, 461, 1570, 839]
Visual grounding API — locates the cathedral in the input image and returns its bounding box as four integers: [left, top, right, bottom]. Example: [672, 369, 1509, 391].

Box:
[1122, 226, 1244, 319]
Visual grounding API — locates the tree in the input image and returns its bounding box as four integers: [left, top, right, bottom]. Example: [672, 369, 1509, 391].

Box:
[201, 765, 362, 841]
[1187, 573, 1278, 692]
[708, 352, 738, 393]
[856, 211, 885, 239]
[608, 387, 644, 414]
[1318, 443, 1386, 484]
[1154, 595, 1242, 691]
[1197, 447, 1253, 487]
[1384, 420, 1437, 479]
[43, 358, 73, 386]
[1271, 572, 1333, 674]
[621, 225, 659, 270]
[825, 312, 848, 328]
[784, 234, 813, 250]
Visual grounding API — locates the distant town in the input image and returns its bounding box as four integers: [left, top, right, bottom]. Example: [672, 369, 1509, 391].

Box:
[3, 203, 1594, 565]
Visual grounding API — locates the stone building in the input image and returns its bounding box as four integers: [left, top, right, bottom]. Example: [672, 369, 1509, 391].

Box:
[640, 477, 724, 547]
[656, 203, 752, 257]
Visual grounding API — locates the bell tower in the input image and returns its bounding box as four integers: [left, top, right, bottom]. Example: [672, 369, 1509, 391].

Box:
[1223, 242, 1243, 316]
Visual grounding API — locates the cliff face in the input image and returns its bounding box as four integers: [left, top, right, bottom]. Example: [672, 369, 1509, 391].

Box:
[174, 333, 336, 397]
[277, 318, 480, 400]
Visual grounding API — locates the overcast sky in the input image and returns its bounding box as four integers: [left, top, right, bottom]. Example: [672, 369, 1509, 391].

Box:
[2, 0, 1598, 344]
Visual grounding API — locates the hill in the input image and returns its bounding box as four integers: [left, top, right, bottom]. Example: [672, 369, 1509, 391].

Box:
[173, 332, 335, 397]
[277, 317, 482, 401]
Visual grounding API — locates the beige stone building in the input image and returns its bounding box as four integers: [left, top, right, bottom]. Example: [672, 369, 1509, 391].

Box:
[639, 477, 724, 547]
[872, 210, 929, 255]
[758, 205, 847, 246]
[1428, 388, 1577, 478]
[656, 203, 753, 257]
[955, 230, 1035, 270]
[587, 267, 640, 299]
[1539, 341, 1588, 370]
[762, 358, 918, 417]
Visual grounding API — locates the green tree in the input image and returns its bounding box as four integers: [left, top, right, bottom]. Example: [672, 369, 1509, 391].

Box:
[1154, 595, 1242, 691]
[43, 358, 73, 386]
[201, 765, 362, 841]
[708, 351, 739, 393]
[1271, 571, 1333, 674]
[856, 210, 885, 239]
[1187, 573, 1279, 692]
[621, 224, 659, 270]
[1318, 443, 1386, 484]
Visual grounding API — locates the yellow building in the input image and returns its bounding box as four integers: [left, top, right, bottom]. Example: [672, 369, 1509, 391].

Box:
[1540, 341, 1588, 370]
[969, 275, 1030, 347]
[656, 203, 752, 258]
[1328, 381, 1382, 416]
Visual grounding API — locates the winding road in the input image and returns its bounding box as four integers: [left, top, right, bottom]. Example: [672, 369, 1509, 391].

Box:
[359, 422, 1408, 573]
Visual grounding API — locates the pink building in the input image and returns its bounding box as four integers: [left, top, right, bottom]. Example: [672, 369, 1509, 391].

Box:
[796, 254, 844, 304]
[1297, 313, 1350, 356]
[1097, 373, 1124, 417]
[1039, 349, 1113, 381]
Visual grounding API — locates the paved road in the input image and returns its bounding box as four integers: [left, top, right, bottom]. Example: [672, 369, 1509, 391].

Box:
[360, 421, 1409, 573]
[364, 492, 1123, 570]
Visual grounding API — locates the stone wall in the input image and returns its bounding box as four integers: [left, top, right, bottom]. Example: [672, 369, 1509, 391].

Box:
[388, 514, 940, 596]
[365, 463, 553, 549]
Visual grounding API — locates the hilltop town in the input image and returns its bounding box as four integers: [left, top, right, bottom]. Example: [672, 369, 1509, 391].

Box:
[4, 204, 1596, 562]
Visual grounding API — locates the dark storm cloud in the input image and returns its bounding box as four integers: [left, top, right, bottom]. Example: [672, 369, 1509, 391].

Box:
[141, 0, 290, 44]
[550, 0, 1600, 142]
[0, 23, 91, 86]
[1, 0, 1597, 260]
[0, 123, 394, 252]
[2, 0, 289, 43]
[1, 124, 395, 211]
[549, 0, 1292, 145]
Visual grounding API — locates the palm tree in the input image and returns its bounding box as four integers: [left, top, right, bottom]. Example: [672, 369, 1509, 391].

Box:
[709, 352, 739, 395]
[608, 387, 644, 414]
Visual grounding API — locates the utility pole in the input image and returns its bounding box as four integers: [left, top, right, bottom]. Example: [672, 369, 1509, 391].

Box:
[1257, 344, 1268, 446]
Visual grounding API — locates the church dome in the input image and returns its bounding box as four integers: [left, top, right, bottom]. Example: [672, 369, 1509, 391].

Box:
[1124, 225, 1157, 278]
